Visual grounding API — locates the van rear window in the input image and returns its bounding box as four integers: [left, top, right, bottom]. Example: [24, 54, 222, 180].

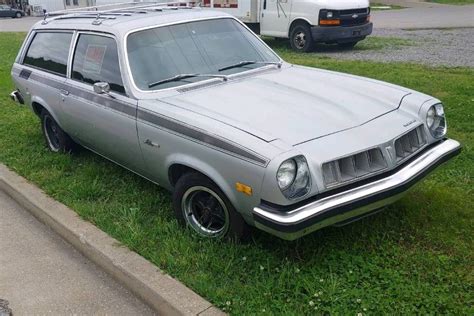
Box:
[23, 32, 72, 76]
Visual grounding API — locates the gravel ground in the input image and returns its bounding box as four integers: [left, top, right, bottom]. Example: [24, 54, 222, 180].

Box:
[315, 28, 474, 67]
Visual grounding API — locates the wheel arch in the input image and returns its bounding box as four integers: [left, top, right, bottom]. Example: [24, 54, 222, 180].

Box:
[166, 157, 239, 208]
[288, 18, 313, 37]
[30, 97, 64, 129]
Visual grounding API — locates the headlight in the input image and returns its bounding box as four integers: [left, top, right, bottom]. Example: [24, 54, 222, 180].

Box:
[277, 156, 311, 200]
[426, 103, 447, 138]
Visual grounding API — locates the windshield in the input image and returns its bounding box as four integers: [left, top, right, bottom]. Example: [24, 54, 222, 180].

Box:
[126, 18, 280, 91]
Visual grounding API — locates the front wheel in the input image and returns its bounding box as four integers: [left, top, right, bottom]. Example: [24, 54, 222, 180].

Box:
[289, 24, 315, 52]
[173, 173, 250, 240]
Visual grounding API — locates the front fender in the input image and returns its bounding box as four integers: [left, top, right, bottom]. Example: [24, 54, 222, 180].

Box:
[163, 152, 267, 223]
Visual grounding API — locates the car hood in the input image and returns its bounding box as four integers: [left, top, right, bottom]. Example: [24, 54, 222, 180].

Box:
[314, 0, 369, 10]
[161, 65, 410, 146]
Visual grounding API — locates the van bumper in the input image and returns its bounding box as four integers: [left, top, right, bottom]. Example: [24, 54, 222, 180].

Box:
[252, 139, 461, 240]
[311, 22, 373, 43]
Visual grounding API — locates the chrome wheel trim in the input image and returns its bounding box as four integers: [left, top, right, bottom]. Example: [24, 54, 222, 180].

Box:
[43, 116, 60, 152]
[181, 186, 230, 238]
[294, 31, 306, 49]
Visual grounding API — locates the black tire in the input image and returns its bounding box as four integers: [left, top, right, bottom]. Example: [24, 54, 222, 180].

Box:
[289, 23, 315, 52]
[173, 172, 251, 240]
[337, 41, 358, 49]
[15, 12, 22, 18]
[40, 109, 76, 153]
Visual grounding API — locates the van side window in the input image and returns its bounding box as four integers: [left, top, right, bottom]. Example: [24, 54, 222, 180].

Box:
[23, 32, 73, 76]
[72, 34, 125, 94]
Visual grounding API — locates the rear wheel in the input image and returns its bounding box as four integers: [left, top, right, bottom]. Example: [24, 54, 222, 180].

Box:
[289, 23, 315, 52]
[173, 172, 250, 240]
[40, 110, 76, 153]
[15, 12, 22, 18]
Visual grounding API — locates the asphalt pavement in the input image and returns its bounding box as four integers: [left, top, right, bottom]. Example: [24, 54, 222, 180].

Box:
[0, 17, 41, 32]
[0, 190, 154, 315]
[372, 6, 474, 29]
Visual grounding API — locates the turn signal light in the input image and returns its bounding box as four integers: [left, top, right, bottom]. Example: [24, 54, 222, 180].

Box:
[319, 19, 341, 25]
[236, 182, 252, 196]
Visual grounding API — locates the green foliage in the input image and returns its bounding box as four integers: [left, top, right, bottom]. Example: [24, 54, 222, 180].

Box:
[0, 33, 472, 315]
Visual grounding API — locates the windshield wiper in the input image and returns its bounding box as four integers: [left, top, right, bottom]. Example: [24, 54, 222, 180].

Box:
[148, 73, 228, 88]
[218, 60, 282, 72]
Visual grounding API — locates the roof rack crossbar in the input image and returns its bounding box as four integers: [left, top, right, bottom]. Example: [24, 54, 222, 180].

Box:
[47, 1, 197, 16]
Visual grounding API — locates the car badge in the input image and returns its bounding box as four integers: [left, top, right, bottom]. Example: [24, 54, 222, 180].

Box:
[352, 14, 359, 18]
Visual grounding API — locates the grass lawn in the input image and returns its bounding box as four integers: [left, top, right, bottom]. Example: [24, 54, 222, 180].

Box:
[1, 32, 473, 314]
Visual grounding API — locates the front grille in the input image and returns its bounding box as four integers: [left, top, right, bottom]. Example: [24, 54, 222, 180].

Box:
[322, 148, 387, 187]
[394, 126, 426, 162]
[340, 17, 368, 26]
[339, 8, 370, 27]
[339, 8, 369, 15]
[319, 8, 370, 27]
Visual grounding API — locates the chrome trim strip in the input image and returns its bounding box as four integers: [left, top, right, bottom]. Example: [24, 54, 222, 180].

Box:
[137, 108, 269, 167]
[253, 139, 461, 232]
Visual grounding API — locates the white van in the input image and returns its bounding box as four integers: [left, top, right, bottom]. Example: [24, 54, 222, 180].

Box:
[200, 0, 372, 52]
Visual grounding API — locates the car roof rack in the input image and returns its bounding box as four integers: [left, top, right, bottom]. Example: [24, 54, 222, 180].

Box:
[42, 1, 199, 25]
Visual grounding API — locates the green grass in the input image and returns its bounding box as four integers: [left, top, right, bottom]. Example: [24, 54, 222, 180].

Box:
[1, 33, 473, 314]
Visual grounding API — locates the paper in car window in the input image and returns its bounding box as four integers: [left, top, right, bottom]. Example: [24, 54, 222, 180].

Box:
[84, 45, 107, 74]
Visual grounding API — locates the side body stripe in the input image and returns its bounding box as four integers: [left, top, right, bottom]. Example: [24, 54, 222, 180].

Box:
[138, 108, 269, 167]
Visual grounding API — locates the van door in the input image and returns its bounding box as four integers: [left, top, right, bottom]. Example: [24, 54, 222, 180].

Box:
[61, 32, 146, 174]
[260, 0, 292, 37]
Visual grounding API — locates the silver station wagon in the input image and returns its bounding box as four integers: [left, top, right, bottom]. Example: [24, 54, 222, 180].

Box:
[10, 4, 461, 240]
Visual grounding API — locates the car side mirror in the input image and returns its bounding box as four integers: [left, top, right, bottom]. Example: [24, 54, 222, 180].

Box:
[93, 82, 110, 94]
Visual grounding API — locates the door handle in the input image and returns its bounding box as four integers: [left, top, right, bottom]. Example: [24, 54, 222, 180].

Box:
[144, 139, 160, 148]
[60, 89, 69, 96]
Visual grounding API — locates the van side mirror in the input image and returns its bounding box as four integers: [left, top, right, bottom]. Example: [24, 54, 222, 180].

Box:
[93, 82, 110, 94]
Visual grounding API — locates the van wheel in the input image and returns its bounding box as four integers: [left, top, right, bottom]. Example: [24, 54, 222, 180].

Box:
[290, 23, 315, 52]
[173, 172, 250, 240]
[40, 110, 76, 153]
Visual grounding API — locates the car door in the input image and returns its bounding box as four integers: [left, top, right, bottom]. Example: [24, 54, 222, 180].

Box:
[260, 0, 292, 37]
[0, 5, 8, 17]
[61, 32, 146, 174]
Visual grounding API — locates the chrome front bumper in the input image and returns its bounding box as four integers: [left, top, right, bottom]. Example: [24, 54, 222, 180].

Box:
[253, 139, 462, 240]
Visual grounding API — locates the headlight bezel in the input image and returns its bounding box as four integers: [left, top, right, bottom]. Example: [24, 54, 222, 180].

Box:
[276, 155, 311, 200]
[426, 103, 447, 139]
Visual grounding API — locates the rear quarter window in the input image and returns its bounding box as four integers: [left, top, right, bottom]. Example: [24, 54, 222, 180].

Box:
[23, 32, 73, 76]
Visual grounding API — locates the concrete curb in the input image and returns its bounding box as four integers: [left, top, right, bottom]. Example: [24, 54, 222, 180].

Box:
[0, 164, 224, 316]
